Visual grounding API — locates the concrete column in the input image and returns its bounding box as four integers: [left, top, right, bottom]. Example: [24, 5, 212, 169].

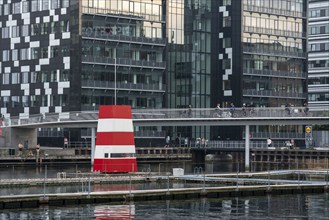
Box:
[7, 127, 37, 152]
[245, 125, 250, 171]
[91, 127, 96, 165]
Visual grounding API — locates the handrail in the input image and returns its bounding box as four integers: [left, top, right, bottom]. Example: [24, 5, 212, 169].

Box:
[1, 107, 328, 128]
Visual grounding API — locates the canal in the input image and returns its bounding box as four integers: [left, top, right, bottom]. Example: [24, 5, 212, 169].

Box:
[0, 162, 328, 219]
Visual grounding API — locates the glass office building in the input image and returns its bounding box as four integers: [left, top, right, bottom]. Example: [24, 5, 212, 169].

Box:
[167, 0, 308, 142]
[308, 0, 329, 111]
[166, 0, 215, 140]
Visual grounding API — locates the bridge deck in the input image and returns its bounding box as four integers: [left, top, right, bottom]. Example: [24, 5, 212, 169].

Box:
[2, 107, 328, 128]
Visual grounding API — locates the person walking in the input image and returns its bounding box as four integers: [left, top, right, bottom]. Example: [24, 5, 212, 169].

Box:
[188, 105, 192, 118]
[165, 136, 170, 147]
[230, 103, 235, 117]
[267, 138, 272, 148]
[214, 103, 222, 117]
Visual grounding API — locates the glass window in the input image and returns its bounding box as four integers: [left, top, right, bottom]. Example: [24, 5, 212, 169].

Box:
[42, 0, 49, 10]
[2, 27, 10, 38]
[2, 73, 10, 84]
[61, 47, 70, 56]
[51, 0, 60, 9]
[59, 95, 67, 106]
[31, 48, 40, 59]
[42, 71, 49, 82]
[0, 5, 2, 16]
[3, 96, 10, 107]
[22, 25, 29, 36]
[41, 47, 49, 58]
[12, 73, 20, 84]
[62, 0, 70, 7]
[22, 1, 29, 13]
[12, 2, 21, 14]
[60, 20, 70, 32]
[31, 0, 39, 12]
[41, 95, 48, 106]
[12, 26, 20, 38]
[50, 46, 59, 58]
[41, 23, 49, 35]
[22, 96, 29, 107]
[22, 72, 29, 83]
[11, 96, 20, 108]
[30, 96, 38, 107]
[60, 70, 69, 81]
[4, 4, 10, 15]
[31, 72, 41, 83]
[20, 48, 30, 60]
[50, 70, 57, 82]
[2, 50, 10, 61]
[12, 49, 18, 61]
[223, 17, 231, 27]
[223, 0, 231, 6]
[31, 24, 40, 35]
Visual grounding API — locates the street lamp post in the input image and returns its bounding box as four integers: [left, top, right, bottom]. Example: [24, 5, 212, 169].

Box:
[114, 58, 117, 105]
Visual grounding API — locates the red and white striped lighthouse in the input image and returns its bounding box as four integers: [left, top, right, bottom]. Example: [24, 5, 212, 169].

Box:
[93, 105, 137, 173]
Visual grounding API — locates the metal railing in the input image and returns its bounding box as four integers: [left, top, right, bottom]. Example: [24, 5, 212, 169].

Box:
[243, 46, 306, 59]
[81, 6, 163, 22]
[82, 31, 166, 45]
[190, 140, 284, 149]
[243, 4, 306, 18]
[2, 107, 328, 128]
[244, 26, 306, 39]
[82, 55, 166, 69]
[243, 132, 304, 140]
[82, 80, 165, 92]
[243, 90, 307, 99]
[243, 68, 307, 79]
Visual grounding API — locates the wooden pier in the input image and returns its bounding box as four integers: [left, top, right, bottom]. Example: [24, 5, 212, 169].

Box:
[0, 170, 328, 210]
[0, 184, 328, 210]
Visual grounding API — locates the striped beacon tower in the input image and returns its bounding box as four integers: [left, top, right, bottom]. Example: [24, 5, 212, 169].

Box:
[93, 105, 137, 173]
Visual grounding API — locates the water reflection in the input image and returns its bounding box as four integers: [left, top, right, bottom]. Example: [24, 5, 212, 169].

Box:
[95, 204, 135, 219]
[0, 194, 328, 219]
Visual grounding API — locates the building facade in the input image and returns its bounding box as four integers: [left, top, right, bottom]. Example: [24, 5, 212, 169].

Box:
[1, 0, 310, 146]
[308, 0, 329, 111]
[167, 0, 308, 142]
[0, 0, 166, 146]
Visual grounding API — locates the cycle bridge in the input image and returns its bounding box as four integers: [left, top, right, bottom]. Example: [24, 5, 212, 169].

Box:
[1, 107, 328, 169]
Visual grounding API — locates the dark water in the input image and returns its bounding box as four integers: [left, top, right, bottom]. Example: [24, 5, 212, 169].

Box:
[0, 194, 328, 219]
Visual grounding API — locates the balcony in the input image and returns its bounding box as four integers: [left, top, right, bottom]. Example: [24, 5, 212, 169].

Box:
[243, 4, 306, 18]
[244, 26, 306, 39]
[243, 68, 307, 79]
[243, 90, 307, 99]
[243, 46, 306, 59]
[82, 31, 166, 46]
[82, 6, 164, 23]
[82, 80, 165, 93]
[82, 55, 166, 69]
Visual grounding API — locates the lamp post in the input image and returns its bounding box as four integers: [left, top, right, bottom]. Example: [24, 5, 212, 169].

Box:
[114, 57, 117, 105]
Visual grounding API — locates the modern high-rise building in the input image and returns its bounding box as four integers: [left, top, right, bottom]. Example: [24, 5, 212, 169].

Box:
[308, 0, 329, 111]
[0, 0, 166, 146]
[1, 0, 309, 146]
[167, 0, 308, 142]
